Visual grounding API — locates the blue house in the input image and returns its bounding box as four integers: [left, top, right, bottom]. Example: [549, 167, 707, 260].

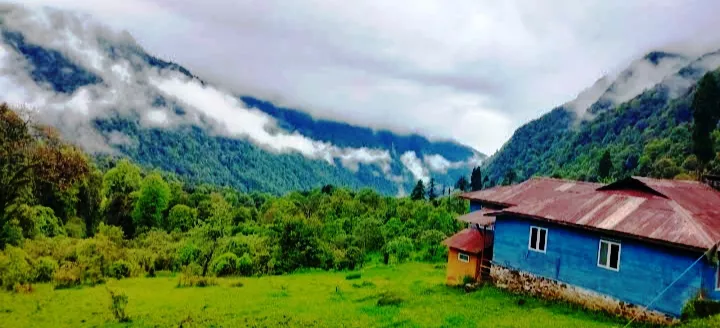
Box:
[456, 177, 720, 319]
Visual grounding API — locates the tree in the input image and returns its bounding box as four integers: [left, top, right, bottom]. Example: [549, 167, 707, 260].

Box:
[167, 204, 197, 232]
[455, 176, 469, 192]
[598, 150, 613, 179]
[470, 167, 483, 191]
[692, 73, 720, 175]
[410, 180, 425, 201]
[132, 173, 171, 232]
[103, 160, 141, 237]
[502, 169, 517, 186]
[427, 178, 437, 201]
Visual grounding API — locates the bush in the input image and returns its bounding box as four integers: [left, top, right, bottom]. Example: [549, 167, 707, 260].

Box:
[168, 204, 196, 232]
[0, 246, 34, 291]
[53, 263, 82, 289]
[377, 292, 404, 306]
[177, 274, 217, 288]
[682, 297, 720, 320]
[211, 252, 239, 276]
[34, 257, 59, 282]
[345, 273, 362, 280]
[177, 243, 202, 266]
[108, 260, 132, 279]
[237, 253, 253, 276]
[108, 288, 130, 322]
[230, 281, 244, 288]
[385, 237, 414, 263]
[64, 217, 86, 238]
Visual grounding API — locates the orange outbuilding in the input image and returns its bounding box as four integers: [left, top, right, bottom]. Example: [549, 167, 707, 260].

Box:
[443, 227, 494, 285]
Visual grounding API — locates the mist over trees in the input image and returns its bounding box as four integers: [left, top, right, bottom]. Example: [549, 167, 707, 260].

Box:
[0, 103, 469, 290]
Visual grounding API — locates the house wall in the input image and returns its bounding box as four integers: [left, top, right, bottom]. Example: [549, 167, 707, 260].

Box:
[469, 201, 482, 212]
[446, 248, 479, 285]
[492, 215, 718, 316]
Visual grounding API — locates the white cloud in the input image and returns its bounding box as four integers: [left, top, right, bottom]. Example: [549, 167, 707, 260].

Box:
[400, 151, 428, 183]
[150, 75, 392, 173]
[8, 0, 720, 155]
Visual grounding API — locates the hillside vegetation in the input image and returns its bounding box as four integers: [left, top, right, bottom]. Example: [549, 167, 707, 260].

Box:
[0, 103, 468, 291]
[484, 65, 720, 185]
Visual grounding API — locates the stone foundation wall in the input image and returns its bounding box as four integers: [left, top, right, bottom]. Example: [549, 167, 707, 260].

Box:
[490, 265, 676, 325]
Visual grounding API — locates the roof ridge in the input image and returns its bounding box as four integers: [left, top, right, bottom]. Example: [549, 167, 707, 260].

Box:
[667, 200, 715, 247]
[531, 176, 603, 186]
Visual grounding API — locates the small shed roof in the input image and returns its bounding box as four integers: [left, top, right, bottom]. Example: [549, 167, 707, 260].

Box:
[443, 229, 494, 254]
[456, 208, 497, 226]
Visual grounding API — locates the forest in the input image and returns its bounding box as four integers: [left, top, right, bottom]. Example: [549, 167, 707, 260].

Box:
[483, 70, 720, 185]
[0, 102, 469, 291]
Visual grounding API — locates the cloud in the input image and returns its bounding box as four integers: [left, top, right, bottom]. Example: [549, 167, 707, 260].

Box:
[9, 0, 720, 155]
[400, 151, 428, 183]
[0, 4, 395, 177]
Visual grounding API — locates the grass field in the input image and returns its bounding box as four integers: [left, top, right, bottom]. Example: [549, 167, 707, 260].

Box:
[0, 262, 717, 327]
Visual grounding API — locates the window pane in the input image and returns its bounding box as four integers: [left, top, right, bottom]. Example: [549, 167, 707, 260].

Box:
[538, 229, 547, 251]
[599, 242, 608, 266]
[530, 228, 538, 250]
[610, 244, 620, 269]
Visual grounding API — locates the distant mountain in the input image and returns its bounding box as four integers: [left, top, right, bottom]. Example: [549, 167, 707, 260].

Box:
[0, 5, 484, 195]
[483, 49, 720, 184]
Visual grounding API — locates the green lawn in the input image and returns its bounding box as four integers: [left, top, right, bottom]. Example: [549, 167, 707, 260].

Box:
[0, 262, 711, 327]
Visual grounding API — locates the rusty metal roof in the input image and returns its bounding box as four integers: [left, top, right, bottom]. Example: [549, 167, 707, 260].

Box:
[443, 229, 494, 254]
[498, 177, 720, 250]
[456, 209, 497, 226]
[460, 177, 601, 207]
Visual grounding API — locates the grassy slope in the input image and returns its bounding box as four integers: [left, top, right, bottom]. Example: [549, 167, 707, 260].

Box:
[0, 262, 716, 327]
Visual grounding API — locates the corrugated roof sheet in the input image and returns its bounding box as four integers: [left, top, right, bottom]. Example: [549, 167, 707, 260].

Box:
[460, 177, 601, 207]
[443, 229, 494, 254]
[489, 177, 720, 250]
[456, 209, 497, 226]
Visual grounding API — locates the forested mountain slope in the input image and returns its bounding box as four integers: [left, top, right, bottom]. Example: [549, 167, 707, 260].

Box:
[0, 5, 483, 195]
[484, 49, 720, 184]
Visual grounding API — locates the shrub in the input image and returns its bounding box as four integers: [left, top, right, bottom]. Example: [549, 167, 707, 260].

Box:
[230, 281, 244, 288]
[0, 246, 34, 291]
[377, 292, 404, 306]
[34, 257, 59, 282]
[108, 260, 132, 279]
[462, 275, 476, 285]
[345, 273, 362, 280]
[177, 274, 217, 288]
[682, 297, 720, 320]
[167, 204, 196, 232]
[108, 288, 130, 322]
[211, 252, 239, 276]
[385, 237, 414, 263]
[53, 263, 82, 289]
[237, 253, 253, 276]
[177, 243, 202, 266]
[344, 246, 364, 270]
[64, 217, 86, 238]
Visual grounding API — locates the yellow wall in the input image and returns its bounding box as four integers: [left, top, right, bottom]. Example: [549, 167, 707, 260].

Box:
[446, 248, 480, 285]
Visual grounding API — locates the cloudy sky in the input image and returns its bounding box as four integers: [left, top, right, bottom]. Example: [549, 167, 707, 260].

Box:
[17, 0, 720, 154]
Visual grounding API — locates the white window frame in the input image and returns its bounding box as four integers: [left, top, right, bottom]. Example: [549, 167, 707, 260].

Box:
[528, 226, 548, 253]
[458, 252, 470, 263]
[716, 265, 720, 291]
[597, 239, 621, 272]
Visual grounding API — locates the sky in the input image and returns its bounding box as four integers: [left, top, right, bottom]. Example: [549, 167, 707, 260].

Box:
[17, 0, 720, 155]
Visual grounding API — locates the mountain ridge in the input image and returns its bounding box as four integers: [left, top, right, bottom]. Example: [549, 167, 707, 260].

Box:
[483, 45, 720, 184]
[0, 5, 483, 195]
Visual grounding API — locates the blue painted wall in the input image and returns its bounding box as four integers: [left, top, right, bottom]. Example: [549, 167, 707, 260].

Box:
[470, 201, 483, 212]
[493, 215, 719, 316]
